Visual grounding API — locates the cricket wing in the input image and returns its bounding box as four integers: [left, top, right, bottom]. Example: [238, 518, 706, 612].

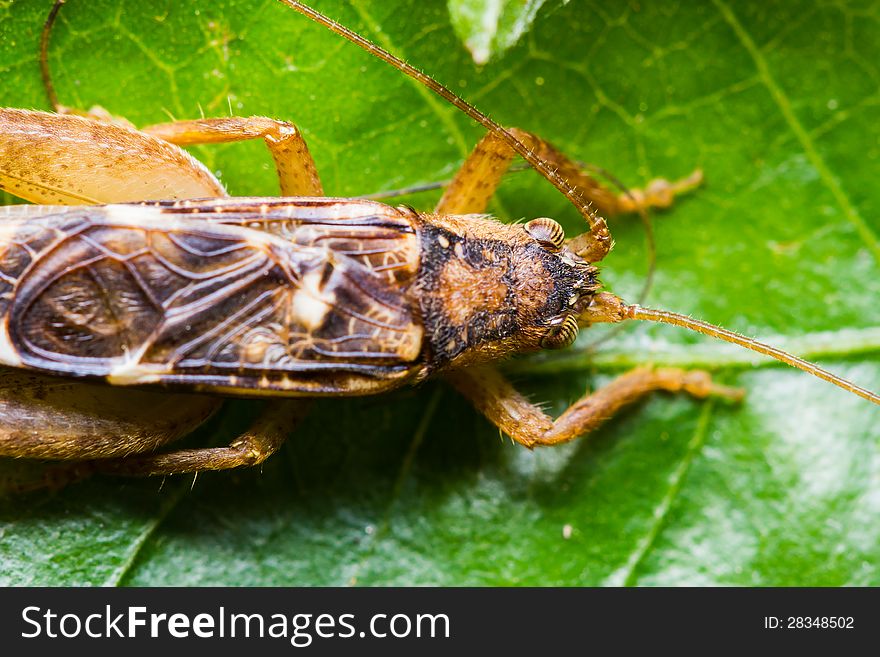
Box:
[139, 196, 422, 287]
[0, 206, 424, 395]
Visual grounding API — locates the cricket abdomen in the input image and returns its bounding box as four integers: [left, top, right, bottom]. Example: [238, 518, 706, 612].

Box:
[0, 201, 426, 396]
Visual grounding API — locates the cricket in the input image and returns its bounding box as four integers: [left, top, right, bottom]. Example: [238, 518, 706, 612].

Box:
[0, 0, 876, 488]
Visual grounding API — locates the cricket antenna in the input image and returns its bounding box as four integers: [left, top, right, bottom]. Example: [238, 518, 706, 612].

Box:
[582, 292, 880, 405]
[277, 0, 611, 249]
[40, 0, 66, 113]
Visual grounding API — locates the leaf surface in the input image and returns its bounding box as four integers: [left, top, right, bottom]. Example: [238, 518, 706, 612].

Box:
[447, 0, 547, 64]
[0, 0, 878, 586]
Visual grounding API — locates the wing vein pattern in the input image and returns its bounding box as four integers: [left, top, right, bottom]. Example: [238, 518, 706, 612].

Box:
[0, 198, 425, 395]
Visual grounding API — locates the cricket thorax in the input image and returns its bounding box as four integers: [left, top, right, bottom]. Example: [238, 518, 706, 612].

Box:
[412, 213, 600, 372]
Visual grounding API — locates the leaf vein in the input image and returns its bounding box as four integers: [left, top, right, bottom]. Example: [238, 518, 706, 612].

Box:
[604, 400, 715, 586]
[103, 483, 190, 587]
[712, 0, 880, 261]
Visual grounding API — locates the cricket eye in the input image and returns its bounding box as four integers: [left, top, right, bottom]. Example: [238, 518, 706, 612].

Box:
[540, 314, 579, 349]
[525, 217, 566, 252]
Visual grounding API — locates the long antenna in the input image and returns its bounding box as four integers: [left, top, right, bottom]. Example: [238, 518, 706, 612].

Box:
[580, 293, 878, 403]
[276, 0, 611, 250]
[628, 305, 879, 405]
[40, 0, 66, 112]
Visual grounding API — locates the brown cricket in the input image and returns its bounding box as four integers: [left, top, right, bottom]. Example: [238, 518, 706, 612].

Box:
[0, 1, 876, 485]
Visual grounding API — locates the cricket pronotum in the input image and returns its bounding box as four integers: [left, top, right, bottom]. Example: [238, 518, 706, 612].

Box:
[0, 1, 876, 488]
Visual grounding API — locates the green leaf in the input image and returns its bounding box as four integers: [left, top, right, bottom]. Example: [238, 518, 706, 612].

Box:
[447, 0, 547, 64]
[1, 0, 878, 586]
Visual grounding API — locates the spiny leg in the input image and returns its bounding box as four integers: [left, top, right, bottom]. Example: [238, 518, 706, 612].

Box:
[0, 370, 221, 460]
[436, 127, 701, 220]
[0, 369, 221, 493]
[446, 365, 741, 448]
[142, 117, 324, 197]
[94, 400, 311, 477]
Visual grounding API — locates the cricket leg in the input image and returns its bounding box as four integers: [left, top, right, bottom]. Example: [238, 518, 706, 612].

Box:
[142, 117, 323, 196]
[93, 400, 311, 477]
[0, 369, 221, 492]
[437, 128, 702, 218]
[0, 109, 227, 204]
[446, 365, 742, 448]
[0, 370, 220, 460]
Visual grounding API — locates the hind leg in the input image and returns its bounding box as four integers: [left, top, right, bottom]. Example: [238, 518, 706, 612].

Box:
[0, 110, 325, 205]
[0, 109, 228, 205]
[37, 1, 322, 198]
[0, 369, 220, 461]
[141, 117, 323, 197]
[0, 368, 221, 491]
[93, 400, 311, 477]
[0, 370, 309, 489]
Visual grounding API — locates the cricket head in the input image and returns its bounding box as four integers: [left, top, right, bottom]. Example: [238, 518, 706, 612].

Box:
[516, 216, 604, 350]
[415, 214, 603, 371]
[412, 210, 879, 406]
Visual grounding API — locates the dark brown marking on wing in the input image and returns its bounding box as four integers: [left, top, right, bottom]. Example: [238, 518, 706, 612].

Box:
[0, 206, 425, 395]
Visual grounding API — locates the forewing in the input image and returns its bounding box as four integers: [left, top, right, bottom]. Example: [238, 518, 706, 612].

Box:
[0, 205, 423, 395]
[142, 197, 421, 286]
